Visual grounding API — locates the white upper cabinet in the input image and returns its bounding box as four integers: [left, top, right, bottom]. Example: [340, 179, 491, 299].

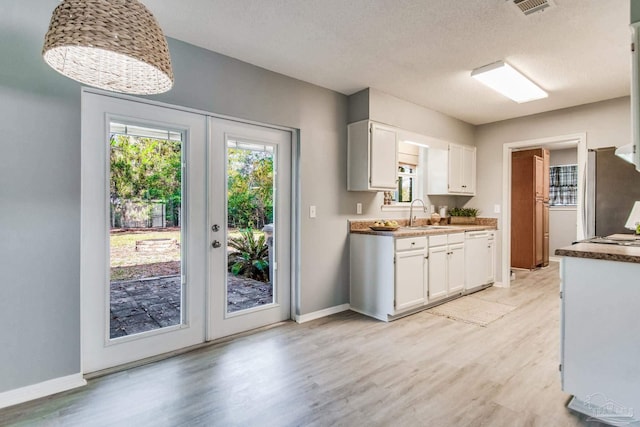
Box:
[460, 145, 476, 194]
[427, 142, 476, 195]
[347, 121, 398, 191]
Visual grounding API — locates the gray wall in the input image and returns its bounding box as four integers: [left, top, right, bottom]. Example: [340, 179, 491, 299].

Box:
[0, 0, 475, 395]
[1, 0, 350, 393]
[368, 89, 475, 144]
[549, 209, 577, 256]
[348, 89, 370, 123]
[549, 148, 578, 166]
[0, 1, 83, 394]
[474, 97, 631, 281]
[346, 88, 477, 219]
[153, 39, 351, 318]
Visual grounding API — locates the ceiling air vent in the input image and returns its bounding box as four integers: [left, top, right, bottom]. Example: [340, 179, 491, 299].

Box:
[511, 0, 556, 16]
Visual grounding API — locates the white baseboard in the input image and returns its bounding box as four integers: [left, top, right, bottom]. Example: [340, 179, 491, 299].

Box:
[549, 256, 562, 263]
[295, 303, 350, 323]
[493, 281, 504, 288]
[0, 373, 86, 409]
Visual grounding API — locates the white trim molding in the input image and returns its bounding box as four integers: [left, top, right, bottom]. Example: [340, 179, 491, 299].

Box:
[295, 304, 350, 323]
[0, 373, 86, 409]
[501, 132, 587, 289]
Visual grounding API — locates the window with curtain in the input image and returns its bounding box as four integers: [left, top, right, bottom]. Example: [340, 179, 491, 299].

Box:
[549, 164, 578, 206]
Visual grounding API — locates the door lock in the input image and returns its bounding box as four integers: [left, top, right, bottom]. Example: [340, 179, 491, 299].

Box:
[211, 240, 222, 248]
[211, 224, 220, 232]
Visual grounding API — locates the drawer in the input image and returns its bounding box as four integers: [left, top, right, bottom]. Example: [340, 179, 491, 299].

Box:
[447, 232, 465, 244]
[396, 236, 426, 251]
[429, 234, 448, 247]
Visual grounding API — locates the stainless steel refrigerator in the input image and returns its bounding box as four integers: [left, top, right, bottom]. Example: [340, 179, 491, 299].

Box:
[585, 147, 640, 238]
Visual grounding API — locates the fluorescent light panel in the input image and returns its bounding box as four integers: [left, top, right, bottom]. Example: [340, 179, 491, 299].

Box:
[471, 61, 548, 103]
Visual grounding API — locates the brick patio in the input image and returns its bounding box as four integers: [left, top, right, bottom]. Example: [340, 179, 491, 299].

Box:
[110, 275, 273, 338]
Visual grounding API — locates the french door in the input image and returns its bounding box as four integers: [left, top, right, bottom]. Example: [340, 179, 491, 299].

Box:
[82, 92, 208, 373]
[208, 117, 292, 340]
[82, 92, 292, 372]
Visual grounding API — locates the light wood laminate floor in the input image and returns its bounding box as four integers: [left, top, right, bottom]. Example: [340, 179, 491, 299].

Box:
[1, 263, 604, 426]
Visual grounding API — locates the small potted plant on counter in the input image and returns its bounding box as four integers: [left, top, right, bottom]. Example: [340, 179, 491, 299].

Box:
[449, 207, 479, 225]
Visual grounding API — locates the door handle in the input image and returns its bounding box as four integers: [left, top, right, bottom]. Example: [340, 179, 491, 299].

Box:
[211, 240, 222, 248]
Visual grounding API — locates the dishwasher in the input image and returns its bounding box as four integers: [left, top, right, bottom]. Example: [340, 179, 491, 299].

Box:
[464, 231, 493, 293]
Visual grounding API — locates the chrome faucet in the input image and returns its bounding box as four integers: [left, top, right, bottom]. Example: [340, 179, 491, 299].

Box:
[409, 198, 427, 227]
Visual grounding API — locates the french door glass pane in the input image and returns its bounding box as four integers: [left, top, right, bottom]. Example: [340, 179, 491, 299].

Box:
[109, 122, 184, 338]
[226, 140, 275, 313]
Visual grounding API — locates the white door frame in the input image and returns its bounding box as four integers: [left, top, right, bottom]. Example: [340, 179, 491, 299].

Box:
[81, 91, 208, 372]
[500, 132, 587, 288]
[80, 88, 299, 372]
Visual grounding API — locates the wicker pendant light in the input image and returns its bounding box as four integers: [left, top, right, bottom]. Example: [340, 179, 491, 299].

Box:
[42, 0, 174, 95]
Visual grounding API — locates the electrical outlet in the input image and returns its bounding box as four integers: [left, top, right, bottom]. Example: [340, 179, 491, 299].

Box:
[494, 204, 501, 214]
[309, 205, 316, 218]
[356, 203, 362, 214]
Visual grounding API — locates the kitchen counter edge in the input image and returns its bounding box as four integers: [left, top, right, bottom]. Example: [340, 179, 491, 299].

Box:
[555, 242, 640, 264]
[351, 225, 496, 237]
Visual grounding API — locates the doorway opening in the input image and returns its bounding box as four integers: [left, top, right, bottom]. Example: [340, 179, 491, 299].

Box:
[501, 133, 587, 288]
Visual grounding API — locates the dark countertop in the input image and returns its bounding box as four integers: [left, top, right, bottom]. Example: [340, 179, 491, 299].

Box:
[555, 242, 640, 264]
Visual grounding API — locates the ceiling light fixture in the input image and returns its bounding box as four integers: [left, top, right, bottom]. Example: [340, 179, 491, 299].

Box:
[42, 0, 174, 95]
[471, 61, 547, 103]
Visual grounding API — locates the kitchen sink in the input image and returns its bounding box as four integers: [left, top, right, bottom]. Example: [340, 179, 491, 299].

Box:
[403, 225, 454, 230]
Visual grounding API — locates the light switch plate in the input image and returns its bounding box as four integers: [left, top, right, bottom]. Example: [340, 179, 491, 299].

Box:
[356, 203, 362, 214]
[494, 204, 501, 213]
[309, 205, 316, 218]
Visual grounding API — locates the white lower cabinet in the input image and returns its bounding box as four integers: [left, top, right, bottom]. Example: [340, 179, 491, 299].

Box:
[395, 246, 428, 311]
[427, 245, 448, 300]
[448, 243, 465, 293]
[561, 256, 640, 423]
[350, 234, 427, 321]
[350, 232, 469, 321]
[428, 233, 465, 301]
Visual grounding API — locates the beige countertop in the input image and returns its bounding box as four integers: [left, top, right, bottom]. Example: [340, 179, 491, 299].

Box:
[349, 218, 497, 237]
[555, 241, 640, 264]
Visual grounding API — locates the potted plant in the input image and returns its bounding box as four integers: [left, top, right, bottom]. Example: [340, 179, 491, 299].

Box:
[449, 207, 479, 224]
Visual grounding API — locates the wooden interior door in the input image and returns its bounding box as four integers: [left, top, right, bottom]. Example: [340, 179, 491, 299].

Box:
[512, 149, 549, 270]
[511, 156, 535, 269]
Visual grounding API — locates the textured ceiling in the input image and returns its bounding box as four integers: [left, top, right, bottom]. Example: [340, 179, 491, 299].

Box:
[143, 0, 630, 125]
